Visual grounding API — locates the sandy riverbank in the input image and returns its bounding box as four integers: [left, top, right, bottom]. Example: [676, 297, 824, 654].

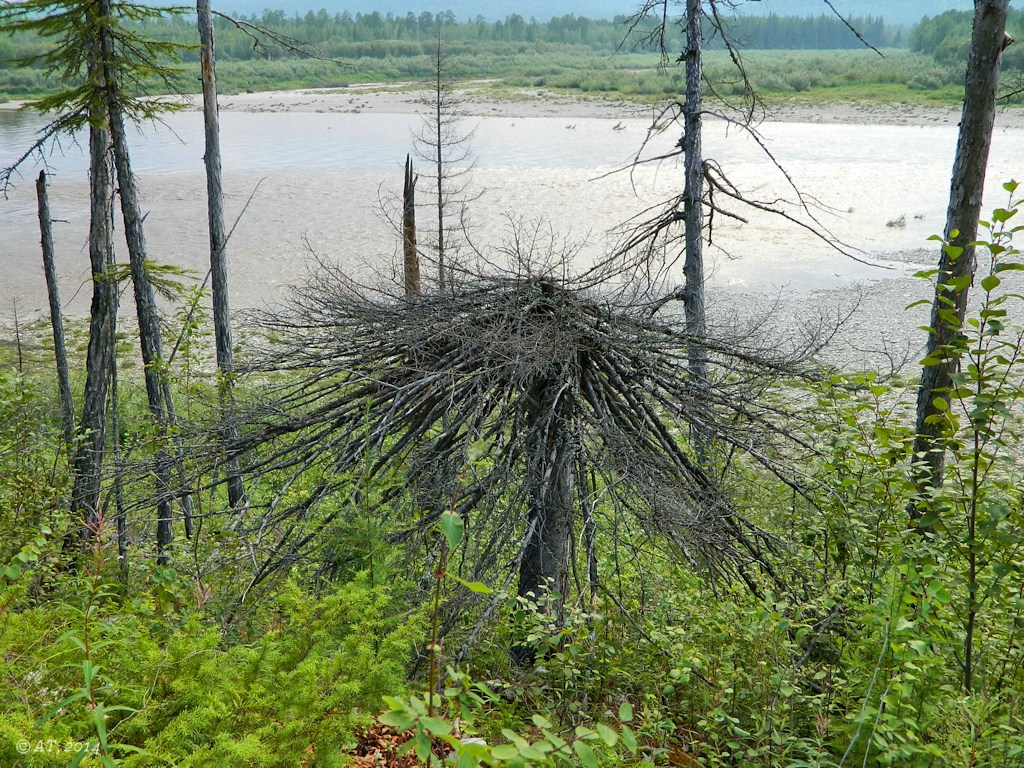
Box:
[187, 83, 1024, 130]
[6, 81, 1022, 128]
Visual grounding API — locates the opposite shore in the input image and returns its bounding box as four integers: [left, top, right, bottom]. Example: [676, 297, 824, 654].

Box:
[5, 81, 1024, 129]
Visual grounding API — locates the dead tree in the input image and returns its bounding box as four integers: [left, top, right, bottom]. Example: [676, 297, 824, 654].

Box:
[1, 0, 194, 560]
[186, 232, 831, 638]
[680, 0, 709, 454]
[199, 0, 245, 508]
[95, 0, 175, 560]
[911, 0, 1011, 503]
[615, 0, 874, 452]
[70, 124, 118, 543]
[403, 154, 421, 296]
[413, 24, 476, 292]
[36, 170, 75, 451]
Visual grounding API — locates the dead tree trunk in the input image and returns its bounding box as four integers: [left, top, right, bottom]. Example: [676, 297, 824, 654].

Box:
[434, 38, 446, 294]
[198, 0, 245, 508]
[71, 124, 118, 542]
[98, 0, 177, 560]
[515, 375, 576, 663]
[403, 154, 421, 297]
[911, 0, 1010, 505]
[36, 170, 75, 451]
[682, 0, 710, 455]
[111, 341, 128, 576]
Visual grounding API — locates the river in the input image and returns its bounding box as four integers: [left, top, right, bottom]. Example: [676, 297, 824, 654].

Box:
[2, 102, 1023, 350]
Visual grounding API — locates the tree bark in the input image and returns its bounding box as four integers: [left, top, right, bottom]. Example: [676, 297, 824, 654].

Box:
[403, 154, 421, 296]
[98, 0, 176, 560]
[911, 0, 1009, 505]
[71, 124, 118, 543]
[434, 39, 446, 294]
[515, 376, 576, 663]
[198, 0, 245, 508]
[36, 170, 75, 451]
[683, 0, 710, 455]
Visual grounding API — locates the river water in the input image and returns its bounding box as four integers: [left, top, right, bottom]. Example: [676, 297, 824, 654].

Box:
[2, 106, 1023, 330]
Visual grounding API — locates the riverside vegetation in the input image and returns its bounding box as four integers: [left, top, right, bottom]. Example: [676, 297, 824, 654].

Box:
[4, 3, 1024, 768]
[1, 9, 1023, 106]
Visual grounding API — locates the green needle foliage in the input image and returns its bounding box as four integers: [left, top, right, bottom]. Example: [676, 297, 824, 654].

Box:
[0, 0, 183, 123]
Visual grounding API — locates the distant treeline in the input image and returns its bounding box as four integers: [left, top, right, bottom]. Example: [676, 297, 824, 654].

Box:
[911, 9, 1024, 69]
[0, 9, 901, 70]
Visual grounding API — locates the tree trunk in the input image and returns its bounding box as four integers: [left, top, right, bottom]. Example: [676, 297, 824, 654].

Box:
[911, 0, 1009, 506]
[71, 124, 118, 543]
[36, 170, 75, 451]
[198, 0, 245, 508]
[683, 0, 710, 455]
[111, 341, 128, 578]
[515, 376, 576, 663]
[98, 0, 175, 560]
[435, 40, 446, 294]
[403, 154, 421, 296]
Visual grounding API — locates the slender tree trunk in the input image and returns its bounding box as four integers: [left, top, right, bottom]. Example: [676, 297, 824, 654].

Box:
[98, 0, 175, 560]
[198, 0, 245, 508]
[36, 170, 75, 451]
[911, 0, 1010, 507]
[683, 0, 709, 454]
[71, 124, 118, 543]
[403, 154, 421, 296]
[12, 299, 22, 374]
[111, 341, 128, 578]
[435, 37, 446, 294]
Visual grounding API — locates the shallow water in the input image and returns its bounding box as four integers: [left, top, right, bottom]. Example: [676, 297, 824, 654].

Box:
[2, 107, 1023, 322]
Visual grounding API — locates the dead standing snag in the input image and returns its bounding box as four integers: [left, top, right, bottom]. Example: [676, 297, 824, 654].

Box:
[215, 255, 821, 646]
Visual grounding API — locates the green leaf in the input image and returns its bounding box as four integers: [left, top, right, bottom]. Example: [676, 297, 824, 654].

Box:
[574, 740, 600, 768]
[618, 702, 633, 723]
[981, 274, 1001, 292]
[440, 510, 464, 548]
[621, 726, 638, 754]
[41, 690, 88, 722]
[92, 704, 108, 750]
[414, 729, 433, 763]
[379, 710, 415, 732]
[491, 744, 520, 761]
[596, 723, 618, 747]
[909, 640, 930, 655]
[420, 716, 454, 736]
[519, 745, 548, 762]
[452, 576, 493, 594]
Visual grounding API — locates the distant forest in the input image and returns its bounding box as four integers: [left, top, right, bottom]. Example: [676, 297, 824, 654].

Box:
[0, 10, 900, 70]
[912, 8, 1024, 69]
[0, 7, 1010, 103]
